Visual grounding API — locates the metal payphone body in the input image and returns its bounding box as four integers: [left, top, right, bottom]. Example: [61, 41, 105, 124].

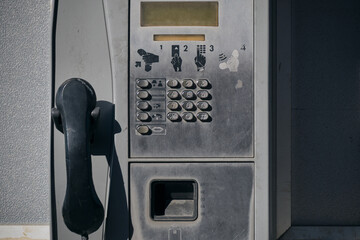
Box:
[54, 0, 270, 239]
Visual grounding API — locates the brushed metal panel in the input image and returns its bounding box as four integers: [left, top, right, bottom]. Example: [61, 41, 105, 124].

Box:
[129, 0, 254, 157]
[130, 163, 254, 240]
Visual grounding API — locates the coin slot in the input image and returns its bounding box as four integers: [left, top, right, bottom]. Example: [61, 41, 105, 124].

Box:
[151, 180, 198, 221]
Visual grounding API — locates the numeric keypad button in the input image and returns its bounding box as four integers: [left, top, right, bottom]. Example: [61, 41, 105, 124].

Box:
[197, 90, 211, 100]
[183, 101, 196, 111]
[167, 90, 181, 100]
[137, 112, 150, 121]
[137, 90, 150, 100]
[167, 79, 180, 88]
[167, 101, 181, 111]
[197, 101, 210, 111]
[197, 79, 210, 89]
[183, 112, 195, 122]
[137, 101, 151, 111]
[197, 112, 211, 122]
[182, 90, 196, 100]
[167, 112, 181, 122]
[182, 79, 195, 89]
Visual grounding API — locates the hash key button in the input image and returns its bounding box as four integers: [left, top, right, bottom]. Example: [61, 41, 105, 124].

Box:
[197, 112, 211, 122]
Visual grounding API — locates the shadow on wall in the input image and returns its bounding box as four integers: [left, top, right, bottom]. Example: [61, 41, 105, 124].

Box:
[91, 101, 133, 240]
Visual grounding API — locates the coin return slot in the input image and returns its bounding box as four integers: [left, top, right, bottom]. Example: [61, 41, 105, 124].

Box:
[151, 180, 198, 221]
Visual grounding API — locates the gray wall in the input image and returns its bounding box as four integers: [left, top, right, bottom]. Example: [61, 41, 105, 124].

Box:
[291, 0, 360, 225]
[0, 0, 53, 224]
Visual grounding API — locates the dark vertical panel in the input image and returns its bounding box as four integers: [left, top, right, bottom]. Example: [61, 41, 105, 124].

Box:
[291, 0, 360, 225]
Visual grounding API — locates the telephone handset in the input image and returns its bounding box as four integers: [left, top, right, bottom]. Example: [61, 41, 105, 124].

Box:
[52, 78, 104, 239]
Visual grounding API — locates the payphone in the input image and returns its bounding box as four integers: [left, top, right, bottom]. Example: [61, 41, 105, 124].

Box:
[53, 0, 271, 239]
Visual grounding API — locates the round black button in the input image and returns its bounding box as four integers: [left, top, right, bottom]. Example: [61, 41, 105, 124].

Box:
[167, 101, 181, 111]
[182, 79, 195, 89]
[197, 79, 210, 89]
[136, 125, 151, 135]
[167, 79, 180, 88]
[182, 90, 196, 100]
[197, 101, 210, 111]
[167, 90, 181, 100]
[137, 112, 150, 121]
[183, 101, 196, 111]
[137, 101, 151, 111]
[197, 90, 210, 100]
[136, 79, 150, 88]
[197, 112, 211, 122]
[167, 112, 181, 122]
[137, 90, 150, 100]
[183, 112, 195, 122]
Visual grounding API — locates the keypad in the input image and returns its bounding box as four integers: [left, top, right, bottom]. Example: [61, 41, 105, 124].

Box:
[166, 78, 212, 123]
[136, 78, 212, 129]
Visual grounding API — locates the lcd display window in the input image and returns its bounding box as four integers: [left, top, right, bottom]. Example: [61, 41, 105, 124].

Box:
[141, 2, 219, 27]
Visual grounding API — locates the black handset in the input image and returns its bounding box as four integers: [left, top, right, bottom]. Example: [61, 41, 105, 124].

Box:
[52, 78, 104, 239]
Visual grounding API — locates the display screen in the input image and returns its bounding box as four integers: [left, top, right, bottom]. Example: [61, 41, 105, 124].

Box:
[154, 34, 205, 41]
[141, 2, 219, 27]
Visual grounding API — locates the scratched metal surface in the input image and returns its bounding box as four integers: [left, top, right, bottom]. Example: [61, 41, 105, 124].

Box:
[0, 0, 53, 224]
